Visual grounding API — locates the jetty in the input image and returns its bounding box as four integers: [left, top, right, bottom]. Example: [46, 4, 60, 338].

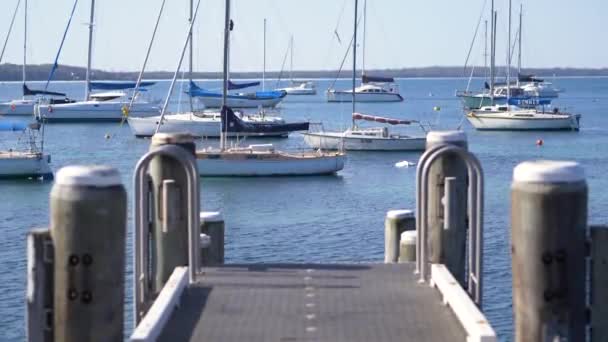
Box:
[24, 131, 608, 342]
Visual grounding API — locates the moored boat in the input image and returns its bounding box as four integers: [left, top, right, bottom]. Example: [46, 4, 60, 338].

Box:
[0, 121, 52, 180]
[188, 81, 286, 108]
[303, 113, 426, 151]
[466, 105, 580, 131]
[128, 109, 308, 138]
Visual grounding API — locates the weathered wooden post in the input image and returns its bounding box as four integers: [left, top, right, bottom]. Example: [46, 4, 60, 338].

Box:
[511, 160, 587, 341]
[27, 228, 53, 342]
[50, 165, 127, 342]
[384, 210, 415, 263]
[589, 225, 608, 341]
[399, 230, 417, 263]
[425, 131, 468, 284]
[149, 133, 196, 294]
[200, 211, 225, 266]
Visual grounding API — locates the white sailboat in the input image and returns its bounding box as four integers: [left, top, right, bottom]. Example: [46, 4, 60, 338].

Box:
[0, 0, 72, 116]
[326, 0, 403, 103]
[276, 36, 316, 95]
[187, 18, 286, 109]
[184, 0, 345, 176]
[465, 1, 581, 131]
[129, 110, 300, 138]
[304, 0, 425, 151]
[304, 113, 426, 151]
[0, 120, 52, 179]
[34, 0, 160, 123]
[467, 105, 580, 131]
[129, 3, 306, 139]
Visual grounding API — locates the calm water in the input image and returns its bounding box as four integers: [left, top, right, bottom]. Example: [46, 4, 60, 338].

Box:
[1, 77, 607, 341]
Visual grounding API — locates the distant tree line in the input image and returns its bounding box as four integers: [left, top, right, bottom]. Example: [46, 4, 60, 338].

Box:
[1, 63, 607, 81]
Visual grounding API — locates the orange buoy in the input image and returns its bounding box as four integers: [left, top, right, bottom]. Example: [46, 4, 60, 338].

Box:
[536, 139, 543, 146]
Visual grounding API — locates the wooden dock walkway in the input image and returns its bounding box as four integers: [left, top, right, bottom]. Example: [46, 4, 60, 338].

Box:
[158, 263, 466, 342]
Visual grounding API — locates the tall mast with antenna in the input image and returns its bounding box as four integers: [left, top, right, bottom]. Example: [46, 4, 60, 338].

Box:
[220, 0, 231, 150]
[361, 0, 366, 78]
[84, 0, 95, 101]
[507, 0, 512, 101]
[22, 0, 27, 96]
[263, 18, 266, 91]
[289, 35, 293, 83]
[517, 4, 522, 83]
[484, 20, 488, 83]
[188, 0, 194, 111]
[489, 0, 495, 101]
[351, 0, 358, 128]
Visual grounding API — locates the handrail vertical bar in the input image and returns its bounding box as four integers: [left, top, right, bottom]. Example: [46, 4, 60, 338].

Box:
[416, 143, 484, 306]
[133, 144, 200, 323]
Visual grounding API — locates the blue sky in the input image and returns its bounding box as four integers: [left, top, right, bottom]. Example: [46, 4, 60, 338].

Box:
[1, 0, 606, 72]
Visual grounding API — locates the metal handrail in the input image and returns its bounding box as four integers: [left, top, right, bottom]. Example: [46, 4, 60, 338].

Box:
[415, 144, 484, 306]
[133, 144, 200, 323]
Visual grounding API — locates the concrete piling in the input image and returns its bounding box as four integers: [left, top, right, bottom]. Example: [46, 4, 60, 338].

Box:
[149, 133, 196, 294]
[511, 160, 587, 342]
[425, 131, 468, 285]
[50, 166, 127, 342]
[399, 230, 417, 263]
[384, 210, 415, 263]
[200, 212, 225, 266]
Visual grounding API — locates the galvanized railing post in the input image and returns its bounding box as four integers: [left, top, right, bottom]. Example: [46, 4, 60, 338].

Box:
[416, 131, 484, 306]
[133, 135, 200, 324]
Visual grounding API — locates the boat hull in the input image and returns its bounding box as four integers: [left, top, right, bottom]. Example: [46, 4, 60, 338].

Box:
[457, 94, 495, 109]
[279, 87, 316, 95]
[302, 132, 426, 151]
[197, 152, 346, 176]
[35, 101, 160, 123]
[128, 116, 289, 138]
[0, 100, 36, 116]
[326, 91, 403, 103]
[197, 94, 284, 108]
[0, 152, 53, 179]
[466, 113, 580, 131]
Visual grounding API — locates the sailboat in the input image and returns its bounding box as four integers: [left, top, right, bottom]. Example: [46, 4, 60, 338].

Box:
[0, 0, 73, 116]
[0, 120, 52, 179]
[129, 109, 309, 138]
[303, 0, 425, 151]
[276, 36, 316, 95]
[456, 2, 560, 109]
[188, 0, 345, 176]
[466, 1, 580, 131]
[326, 0, 403, 103]
[128, 3, 307, 138]
[187, 18, 286, 109]
[33, 0, 160, 123]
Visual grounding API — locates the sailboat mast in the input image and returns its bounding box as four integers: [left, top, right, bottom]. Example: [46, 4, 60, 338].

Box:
[517, 4, 522, 82]
[189, 0, 194, 112]
[484, 20, 488, 83]
[507, 0, 512, 100]
[289, 35, 293, 82]
[221, 0, 231, 150]
[84, 0, 95, 101]
[489, 0, 495, 100]
[351, 0, 358, 123]
[22, 0, 27, 93]
[361, 0, 366, 78]
[263, 18, 266, 91]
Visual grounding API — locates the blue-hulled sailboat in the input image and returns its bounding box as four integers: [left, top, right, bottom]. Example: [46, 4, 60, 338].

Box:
[188, 80, 286, 109]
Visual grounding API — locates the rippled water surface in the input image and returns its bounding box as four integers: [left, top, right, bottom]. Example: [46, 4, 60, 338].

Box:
[1, 77, 607, 340]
